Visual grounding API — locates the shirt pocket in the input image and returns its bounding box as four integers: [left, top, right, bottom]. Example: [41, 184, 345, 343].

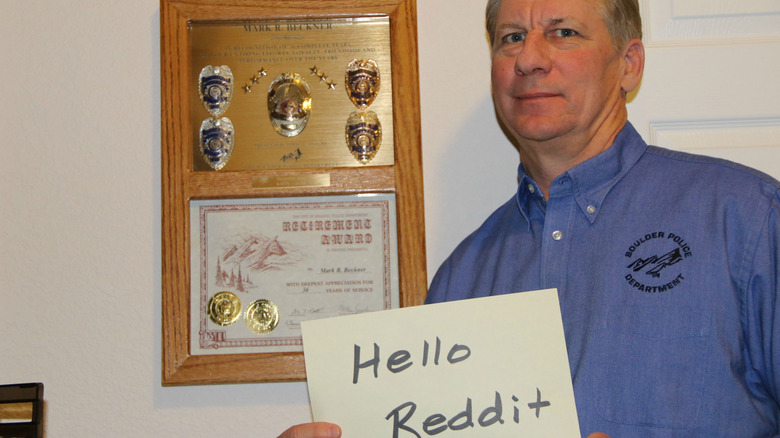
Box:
[594, 304, 709, 429]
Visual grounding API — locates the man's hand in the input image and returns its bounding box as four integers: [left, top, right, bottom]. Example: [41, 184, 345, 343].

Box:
[276, 422, 341, 438]
[275, 423, 603, 438]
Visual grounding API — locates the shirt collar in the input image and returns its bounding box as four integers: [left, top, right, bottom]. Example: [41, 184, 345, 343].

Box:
[515, 122, 648, 225]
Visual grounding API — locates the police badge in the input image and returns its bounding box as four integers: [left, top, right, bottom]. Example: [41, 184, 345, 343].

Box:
[198, 65, 233, 117]
[267, 73, 312, 137]
[199, 117, 234, 170]
[345, 59, 380, 110]
[345, 111, 382, 164]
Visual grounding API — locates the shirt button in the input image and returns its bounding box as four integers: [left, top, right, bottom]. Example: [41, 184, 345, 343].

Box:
[587, 205, 596, 214]
[527, 184, 535, 194]
[552, 231, 563, 241]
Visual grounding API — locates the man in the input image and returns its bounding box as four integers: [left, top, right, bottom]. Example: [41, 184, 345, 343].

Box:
[279, 0, 780, 436]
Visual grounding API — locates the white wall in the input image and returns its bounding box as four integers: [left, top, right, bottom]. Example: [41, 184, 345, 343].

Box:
[6, 0, 780, 435]
[0, 1, 518, 436]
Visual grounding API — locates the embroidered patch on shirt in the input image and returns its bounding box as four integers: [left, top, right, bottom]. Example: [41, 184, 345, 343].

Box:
[623, 231, 692, 293]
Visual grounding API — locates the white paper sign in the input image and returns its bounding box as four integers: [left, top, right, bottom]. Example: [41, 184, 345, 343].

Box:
[302, 289, 580, 437]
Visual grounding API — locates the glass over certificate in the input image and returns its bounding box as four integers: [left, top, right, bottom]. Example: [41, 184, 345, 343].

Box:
[189, 194, 399, 355]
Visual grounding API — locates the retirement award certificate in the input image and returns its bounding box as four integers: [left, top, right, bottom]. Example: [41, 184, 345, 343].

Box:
[189, 193, 399, 355]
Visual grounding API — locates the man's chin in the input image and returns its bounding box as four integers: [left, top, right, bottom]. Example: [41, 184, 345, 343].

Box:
[508, 122, 571, 144]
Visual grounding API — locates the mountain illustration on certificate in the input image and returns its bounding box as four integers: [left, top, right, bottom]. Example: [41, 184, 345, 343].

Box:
[213, 233, 305, 292]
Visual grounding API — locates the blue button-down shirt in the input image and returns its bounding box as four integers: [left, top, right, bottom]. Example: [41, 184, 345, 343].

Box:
[427, 123, 780, 436]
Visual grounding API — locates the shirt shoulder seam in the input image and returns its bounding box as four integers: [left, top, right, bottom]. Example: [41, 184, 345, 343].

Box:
[645, 145, 780, 189]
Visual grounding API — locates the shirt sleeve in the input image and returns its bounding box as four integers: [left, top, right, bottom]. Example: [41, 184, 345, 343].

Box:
[742, 186, 780, 425]
[425, 257, 452, 304]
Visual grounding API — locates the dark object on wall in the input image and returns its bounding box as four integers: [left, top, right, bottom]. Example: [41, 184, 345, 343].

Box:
[0, 383, 44, 438]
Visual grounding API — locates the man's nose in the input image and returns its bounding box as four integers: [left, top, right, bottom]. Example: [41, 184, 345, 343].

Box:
[515, 33, 551, 76]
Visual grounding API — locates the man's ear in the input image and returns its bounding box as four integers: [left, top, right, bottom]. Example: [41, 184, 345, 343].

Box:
[621, 38, 645, 94]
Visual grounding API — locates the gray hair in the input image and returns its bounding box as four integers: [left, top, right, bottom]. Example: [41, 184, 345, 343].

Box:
[485, 0, 642, 50]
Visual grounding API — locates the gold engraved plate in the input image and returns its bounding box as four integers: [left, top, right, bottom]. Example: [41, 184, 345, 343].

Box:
[199, 117, 234, 170]
[345, 59, 380, 110]
[252, 173, 331, 189]
[207, 291, 242, 326]
[267, 73, 312, 137]
[198, 65, 233, 117]
[188, 18, 395, 170]
[346, 111, 382, 164]
[245, 299, 280, 335]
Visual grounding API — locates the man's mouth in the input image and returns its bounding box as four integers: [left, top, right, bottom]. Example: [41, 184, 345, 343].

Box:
[516, 92, 560, 101]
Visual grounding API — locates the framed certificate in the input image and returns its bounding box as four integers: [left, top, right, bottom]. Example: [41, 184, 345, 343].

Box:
[190, 194, 398, 355]
[161, 0, 425, 385]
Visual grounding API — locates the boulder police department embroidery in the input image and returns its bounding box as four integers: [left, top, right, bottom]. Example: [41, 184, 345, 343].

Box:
[623, 231, 692, 293]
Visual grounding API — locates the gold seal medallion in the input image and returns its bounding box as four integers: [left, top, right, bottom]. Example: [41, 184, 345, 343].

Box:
[207, 291, 242, 326]
[245, 299, 280, 335]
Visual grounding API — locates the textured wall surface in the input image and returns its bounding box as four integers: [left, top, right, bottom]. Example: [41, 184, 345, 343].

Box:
[0, 1, 517, 436]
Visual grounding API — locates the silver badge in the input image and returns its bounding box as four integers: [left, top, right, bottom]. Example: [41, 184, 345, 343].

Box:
[198, 65, 234, 117]
[267, 73, 312, 137]
[199, 117, 234, 170]
[345, 59, 380, 110]
[345, 111, 382, 165]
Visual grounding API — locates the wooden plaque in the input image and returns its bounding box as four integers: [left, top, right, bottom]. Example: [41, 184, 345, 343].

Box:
[161, 0, 425, 385]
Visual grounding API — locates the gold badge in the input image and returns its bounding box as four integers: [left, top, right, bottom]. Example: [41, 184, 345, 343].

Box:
[267, 73, 312, 137]
[207, 291, 242, 326]
[245, 299, 280, 335]
[345, 111, 382, 164]
[198, 65, 233, 117]
[345, 59, 380, 110]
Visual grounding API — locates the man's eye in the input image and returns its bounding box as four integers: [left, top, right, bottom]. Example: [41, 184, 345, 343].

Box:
[501, 32, 525, 43]
[555, 29, 578, 38]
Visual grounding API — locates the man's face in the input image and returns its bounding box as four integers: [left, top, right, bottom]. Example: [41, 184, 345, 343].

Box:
[490, 0, 627, 146]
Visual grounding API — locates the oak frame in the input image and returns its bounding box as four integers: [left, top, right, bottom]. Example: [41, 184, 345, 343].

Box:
[161, 0, 426, 385]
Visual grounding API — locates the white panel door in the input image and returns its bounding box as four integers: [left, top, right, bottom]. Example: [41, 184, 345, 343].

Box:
[628, 0, 780, 179]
